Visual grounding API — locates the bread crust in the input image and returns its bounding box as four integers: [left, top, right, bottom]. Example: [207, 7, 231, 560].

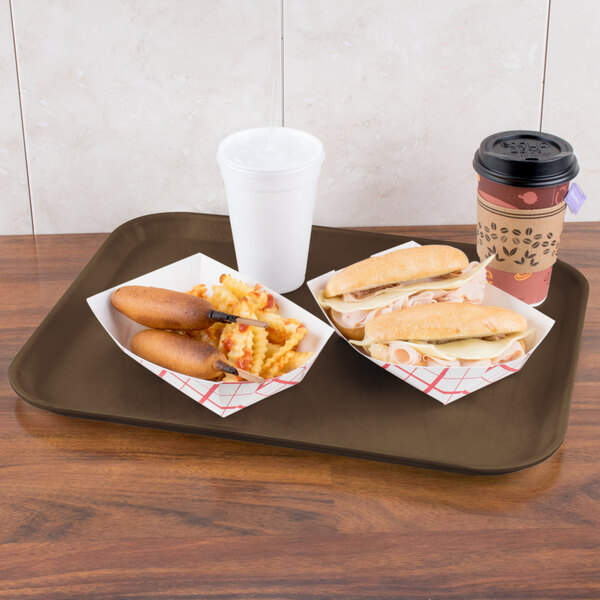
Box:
[364, 303, 527, 342]
[328, 310, 365, 340]
[324, 245, 469, 298]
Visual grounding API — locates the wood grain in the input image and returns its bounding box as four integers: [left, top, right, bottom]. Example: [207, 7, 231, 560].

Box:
[0, 223, 598, 599]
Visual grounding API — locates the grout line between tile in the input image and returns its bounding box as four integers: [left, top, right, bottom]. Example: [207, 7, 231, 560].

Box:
[8, 0, 35, 235]
[280, 0, 284, 127]
[539, 0, 552, 132]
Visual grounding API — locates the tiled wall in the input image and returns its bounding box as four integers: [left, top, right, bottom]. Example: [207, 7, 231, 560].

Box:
[1, 1, 30, 233]
[1, 0, 598, 235]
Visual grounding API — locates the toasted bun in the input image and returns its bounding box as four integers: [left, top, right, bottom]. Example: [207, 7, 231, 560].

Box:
[328, 310, 365, 341]
[324, 245, 469, 298]
[364, 303, 527, 342]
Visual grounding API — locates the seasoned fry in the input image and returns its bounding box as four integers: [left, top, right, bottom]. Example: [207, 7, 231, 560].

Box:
[205, 323, 225, 347]
[262, 352, 293, 379]
[259, 312, 289, 344]
[219, 322, 252, 368]
[251, 326, 269, 375]
[187, 283, 208, 298]
[210, 285, 240, 314]
[247, 286, 278, 313]
[263, 349, 313, 378]
[222, 373, 240, 382]
[284, 351, 314, 372]
[185, 274, 311, 380]
[261, 325, 307, 377]
[265, 342, 282, 359]
[219, 274, 253, 300]
[218, 299, 254, 371]
[184, 329, 212, 344]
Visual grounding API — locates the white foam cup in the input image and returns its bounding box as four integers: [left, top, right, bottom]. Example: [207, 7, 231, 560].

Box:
[217, 127, 325, 293]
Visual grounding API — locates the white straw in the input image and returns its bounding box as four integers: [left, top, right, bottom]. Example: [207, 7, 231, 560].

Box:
[268, 59, 279, 149]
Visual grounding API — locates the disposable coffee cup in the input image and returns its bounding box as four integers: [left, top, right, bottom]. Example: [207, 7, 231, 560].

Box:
[473, 130, 578, 306]
[217, 127, 325, 294]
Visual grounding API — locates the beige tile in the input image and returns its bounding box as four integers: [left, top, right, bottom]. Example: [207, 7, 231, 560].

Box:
[542, 0, 599, 222]
[12, 0, 280, 233]
[0, 2, 31, 235]
[285, 0, 548, 227]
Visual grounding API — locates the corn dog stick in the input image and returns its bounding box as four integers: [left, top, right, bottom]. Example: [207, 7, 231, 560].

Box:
[215, 360, 264, 384]
[208, 310, 268, 328]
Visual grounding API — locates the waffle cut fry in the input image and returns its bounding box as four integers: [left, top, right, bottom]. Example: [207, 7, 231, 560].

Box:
[203, 322, 225, 347]
[210, 284, 240, 314]
[219, 273, 278, 311]
[265, 342, 281, 359]
[284, 351, 313, 372]
[251, 326, 269, 376]
[188, 283, 208, 299]
[183, 329, 212, 344]
[247, 286, 278, 314]
[261, 349, 315, 379]
[261, 323, 307, 378]
[219, 299, 255, 374]
[260, 312, 291, 345]
[220, 274, 253, 300]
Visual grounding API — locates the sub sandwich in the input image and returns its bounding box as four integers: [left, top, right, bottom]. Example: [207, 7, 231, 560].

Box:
[318, 244, 493, 339]
[352, 302, 530, 367]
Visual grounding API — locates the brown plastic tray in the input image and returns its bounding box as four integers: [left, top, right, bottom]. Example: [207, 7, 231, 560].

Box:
[8, 212, 588, 474]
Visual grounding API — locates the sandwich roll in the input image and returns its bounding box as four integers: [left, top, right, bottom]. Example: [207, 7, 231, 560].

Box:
[319, 244, 494, 339]
[352, 303, 530, 367]
[324, 245, 469, 298]
[328, 319, 364, 342]
[364, 302, 527, 342]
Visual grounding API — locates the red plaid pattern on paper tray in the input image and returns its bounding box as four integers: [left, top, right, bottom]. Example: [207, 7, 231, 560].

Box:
[382, 353, 530, 405]
[122, 345, 313, 417]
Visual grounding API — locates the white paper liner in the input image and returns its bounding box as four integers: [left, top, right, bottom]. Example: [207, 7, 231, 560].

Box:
[307, 241, 555, 405]
[87, 253, 334, 417]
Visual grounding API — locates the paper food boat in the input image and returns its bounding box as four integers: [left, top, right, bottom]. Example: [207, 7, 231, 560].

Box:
[307, 242, 555, 405]
[87, 253, 334, 417]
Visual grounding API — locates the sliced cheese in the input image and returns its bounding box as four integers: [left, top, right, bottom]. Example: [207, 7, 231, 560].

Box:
[319, 255, 493, 313]
[350, 330, 530, 361]
[349, 329, 533, 360]
[399, 330, 530, 361]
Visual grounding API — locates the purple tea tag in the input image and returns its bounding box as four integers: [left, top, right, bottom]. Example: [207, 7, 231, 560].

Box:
[564, 183, 586, 214]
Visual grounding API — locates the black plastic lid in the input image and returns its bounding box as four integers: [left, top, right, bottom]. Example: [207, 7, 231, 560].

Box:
[473, 130, 578, 188]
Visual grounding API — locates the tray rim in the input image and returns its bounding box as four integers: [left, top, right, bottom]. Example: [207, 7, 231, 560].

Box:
[7, 212, 590, 475]
[5, 398, 567, 476]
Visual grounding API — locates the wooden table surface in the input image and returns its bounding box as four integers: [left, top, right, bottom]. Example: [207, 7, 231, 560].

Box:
[1, 223, 598, 599]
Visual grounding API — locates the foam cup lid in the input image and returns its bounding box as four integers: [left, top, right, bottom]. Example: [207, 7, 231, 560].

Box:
[217, 127, 324, 175]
